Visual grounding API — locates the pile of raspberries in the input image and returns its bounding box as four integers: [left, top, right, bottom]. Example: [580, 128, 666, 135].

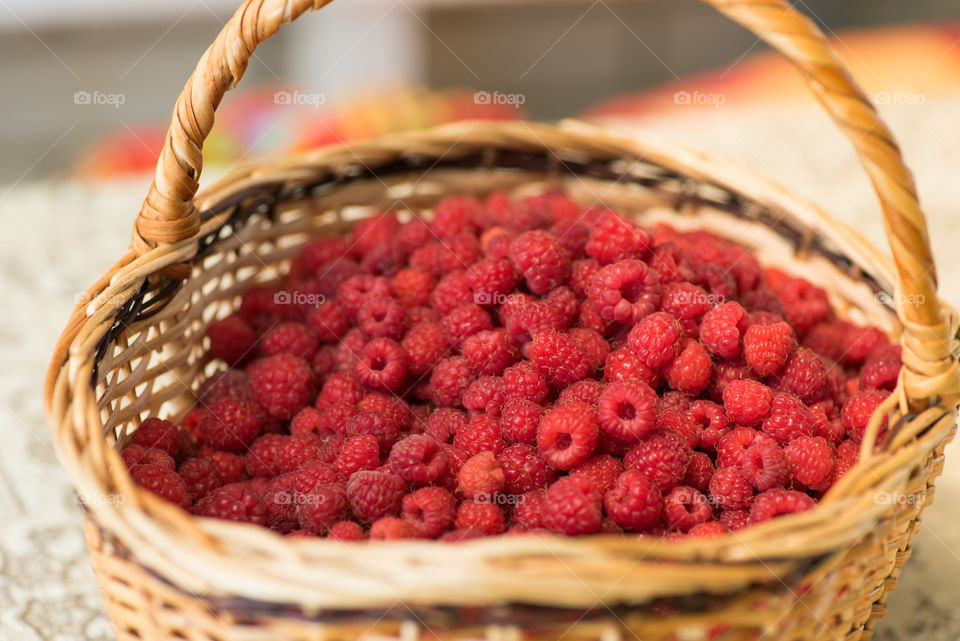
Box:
[120, 191, 900, 541]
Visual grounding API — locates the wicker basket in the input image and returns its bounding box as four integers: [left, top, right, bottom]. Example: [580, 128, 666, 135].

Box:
[45, 0, 960, 639]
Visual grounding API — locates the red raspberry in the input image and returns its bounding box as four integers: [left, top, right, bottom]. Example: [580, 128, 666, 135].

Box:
[722, 380, 773, 427]
[344, 411, 400, 451]
[178, 458, 222, 500]
[402, 486, 457, 538]
[292, 459, 339, 494]
[337, 274, 391, 315]
[537, 402, 599, 470]
[570, 454, 623, 495]
[687, 522, 727, 538]
[719, 509, 750, 531]
[207, 315, 257, 366]
[687, 400, 730, 450]
[749, 489, 815, 523]
[349, 212, 401, 258]
[237, 285, 286, 334]
[715, 427, 771, 468]
[624, 429, 692, 491]
[430, 270, 474, 316]
[311, 346, 336, 380]
[196, 369, 250, 404]
[802, 322, 847, 363]
[462, 376, 505, 416]
[198, 398, 262, 453]
[569, 258, 600, 298]
[307, 300, 350, 343]
[741, 439, 790, 490]
[696, 264, 737, 302]
[501, 361, 549, 404]
[506, 300, 566, 344]
[292, 482, 346, 534]
[431, 195, 482, 238]
[784, 435, 834, 486]
[390, 268, 434, 308]
[585, 210, 653, 264]
[663, 486, 712, 532]
[699, 301, 748, 359]
[402, 322, 450, 376]
[860, 351, 901, 391]
[603, 347, 659, 386]
[706, 358, 755, 403]
[660, 282, 712, 336]
[198, 448, 244, 484]
[659, 390, 692, 414]
[468, 257, 520, 306]
[513, 491, 545, 529]
[497, 444, 556, 494]
[841, 325, 888, 365]
[290, 237, 349, 281]
[359, 392, 411, 430]
[317, 372, 364, 406]
[509, 230, 570, 295]
[193, 482, 266, 524]
[542, 476, 603, 535]
[708, 466, 753, 510]
[388, 435, 448, 486]
[289, 406, 325, 437]
[355, 337, 408, 391]
[429, 356, 475, 407]
[441, 304, 493, 347]
[462, 329, 520, 376]
[334, 435, 380, 478]
[841, 390, 888, 444]
[545, 286, 580, 326]
[656, 409, 699, 449]
[242, 434, 284, 477]
[567, 328, 610, 370]
[587, 259, 661, 325]
[314, 260, 362, 301]
[132, 417, 181, 457]
[649, 241, 697, 286]
[453, 415, 505, 457]
[596, 379, 657, 441]
[743, 321, 795, 376]
[346, 470, 405, 524]
[369, 517, 416, 540]
[260, 322, 318, 361]
[455, 501, 507, 535]
[773, 349, 829, 402]
[248, 353, 314, 419]
[602, 469, 661, 531]
[558, 379, 605, 405]
[499, 398, 544, 445]
[761, 393, 815, 443]
[424, 408, 467, 444]
[355, 297, 407, 341]
[683, 451, 715, 492]
[458, 451, 506, 498]
[528, 330, 593, 387]
[628, 312, 684, 367]
[131, 463, 190, 509]
[775, 278, 831, 333]
[328, 520, 366, 541]
[664, 339, 712, 395]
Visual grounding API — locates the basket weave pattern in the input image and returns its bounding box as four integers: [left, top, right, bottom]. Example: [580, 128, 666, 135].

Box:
[45, 1, 959, 640]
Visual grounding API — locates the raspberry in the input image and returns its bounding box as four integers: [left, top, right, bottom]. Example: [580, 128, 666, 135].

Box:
[501, 361, 549, 404]
[328, 521, 366, 541]
[453, 415, 505, 457]
[719, 509, 750, 531]
[292, 459, 339, 494]
[198, 449, 244, 484]
[649, 242, 697, 286]
[458, 451, 506, 498]
[307, 300, 350, 343]
[402, 322, 450, 376]
[388, 435, 448, 486]
[664, 339, 712, 395]
[290, 237, 349, 281]
[860, 351, 901, 391]
[509, 230, 570, 295]
[801, 322, 847, 363]
[841, 390, 888, 444]
[569, 258, 600, 298]
[695, 264, 737, 303]
[198, 398, 263, 453]
[585, 210, 652, 264]
[468, 257, 520, 306]
[441, 304, 493, 347]
[334, 435, 380, 478]
[537, 402, 599, 470]
[660, 282, 712, 336]
[242, 434, 284, 477]
[354, 297, 407, 341]
[207, 315, 257, 366]
[775, 278, 831, 333]
[369, 517, 416, 540]
[656, 409, 699, 449]
[773, 349, 829, 402]
[541, 476, 603, 535]
[333, 329, 366, 372]
[568, 328, 610, 370]
[337, 274, 391, 315]
[317, 372, 364, 406]
[237, 285, 286, 333]
[683, 451, 715, 492]
[659, 390, 692, 414]
[628, 312, 684, 367]
[455, 501, 507, 535]
[570, 454, 623, 495]
[344, 411, 400, 451]
[784, 435, 834, 486]
[706, 358, 755, 403]
[558, 379, 605, 405]
[179, 457, 222, 500]
[741, 440, 790, 490]
[248, 353, 314, 419]
[598, 469, 660, 531]
[699, 301, 748, 359]
[462, 376, 505, 416]
[761, 393, 815, 443]
[132, 417, 181, 457]
[193, 482, 266, 523]
[722, 380, 773, 427]
[289, 406, 325, 437]
[597, 379, 657, 441]
[708, 466, 752, 511]
[390, 267, 434, 308]
[545, 286, 579, 325]
[431, 195, 482, 238]
[749, 489, 815, 523]
[346, 470, 405, 524]
[587, 260, 661, 325]
[429, 356, 475, 407]
[259, 474, 299, 533]
[687, 522, 727, 538]
[424, 408, 467, 444]
[513, 491, 545, 529]
[663, 486, 712, 532]
[506, 300, 566, 344]
[549, 218, 590, 258]
[311, 346, 336, 380]
[743, 321, 795, 376]
[687, 400, 730, 450]
[499, 398, 544, 445]
[715, 427, 771, 468]
[261, 322, 319, 361]
[528, 330, 593, 387]
[314, 260, 362, 301]
[355, 338, 408, 391]
[603, 347, 659, 386]
[842, 325, 888, 365]
[349, 212, 401, 259]
[624, 429, 691, 491]
[462, 329, 520, 376]
[497, 444, 555, 494]
[402, 486, 457, 538]
[430, 270, 474, 316]
[359, 392, 412, 430]
[131, 463, 190, 508]
[197, 369, 250, 404]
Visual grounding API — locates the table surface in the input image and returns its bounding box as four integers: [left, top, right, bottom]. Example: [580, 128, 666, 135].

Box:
[2, 98, 959, 640]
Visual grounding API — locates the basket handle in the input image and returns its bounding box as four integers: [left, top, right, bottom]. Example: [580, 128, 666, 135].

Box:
[132, 0, 956, 406]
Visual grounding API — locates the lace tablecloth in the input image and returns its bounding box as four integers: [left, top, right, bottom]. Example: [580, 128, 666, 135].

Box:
[3, 99, 960, 639]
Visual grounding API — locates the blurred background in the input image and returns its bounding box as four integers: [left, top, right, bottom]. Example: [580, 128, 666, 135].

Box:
[3, 2, 960, 641]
